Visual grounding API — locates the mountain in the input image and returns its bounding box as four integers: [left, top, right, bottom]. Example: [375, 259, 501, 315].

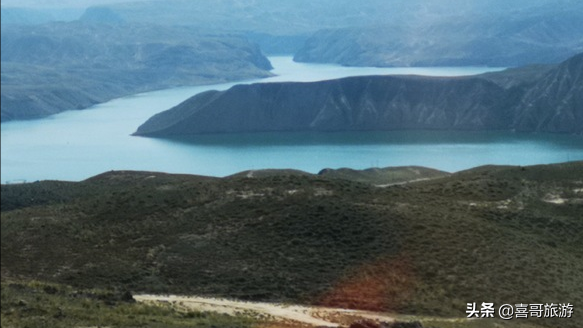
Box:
[134, 53, 583, 136]
[79, 6, 124, 24]
[0, 7, 82, 25]
[0, 22, 272, 122]
[294, 1, 583, 67]
[317, 166, 450, 186]
[101, 0, 582, 64]
[2, 162, 582, 328]
[16, 0, 576, 62]
[513, 53, 583, 132]
[78, 0, 411, 35]
[225, 166, 450, 186]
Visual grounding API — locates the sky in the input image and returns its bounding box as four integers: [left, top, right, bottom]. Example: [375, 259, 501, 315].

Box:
[0, 0, 150, 8]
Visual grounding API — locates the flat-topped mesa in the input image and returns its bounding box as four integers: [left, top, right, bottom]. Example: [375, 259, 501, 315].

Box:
[134, 53, 583, 137]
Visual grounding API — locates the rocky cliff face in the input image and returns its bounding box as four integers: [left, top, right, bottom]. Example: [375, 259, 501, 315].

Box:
[513, 53, 583, 132]
[135, 53, 583, 136]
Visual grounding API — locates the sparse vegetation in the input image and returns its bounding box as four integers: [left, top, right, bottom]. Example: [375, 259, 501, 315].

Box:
[2, 162, 582, 328]
[317, 166, 450, 186]
[0, 280, 257, 328]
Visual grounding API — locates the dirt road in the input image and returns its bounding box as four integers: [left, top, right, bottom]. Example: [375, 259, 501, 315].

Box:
[134, 294, 396, 327]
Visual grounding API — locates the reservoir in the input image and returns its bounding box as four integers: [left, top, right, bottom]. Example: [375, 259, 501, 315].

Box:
[2, 57, 582, 182]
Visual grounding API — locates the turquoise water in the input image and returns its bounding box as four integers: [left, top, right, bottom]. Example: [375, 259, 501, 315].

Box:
[2, 57, 582, 182]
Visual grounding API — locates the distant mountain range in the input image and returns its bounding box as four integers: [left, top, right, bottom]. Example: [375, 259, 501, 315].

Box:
[294, 2, 583, 67]
[0, 22, 272, 122]
[0, 7, 82, 25]
[2, 1, 581, 121]
[135, 52, 583, 136]
[5, 0, 580, 62]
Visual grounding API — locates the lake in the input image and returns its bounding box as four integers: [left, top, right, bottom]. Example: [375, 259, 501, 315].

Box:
[2, 57, 582, 183]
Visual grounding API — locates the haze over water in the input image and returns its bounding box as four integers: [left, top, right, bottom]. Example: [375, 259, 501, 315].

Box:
[2, 57, 582, 183]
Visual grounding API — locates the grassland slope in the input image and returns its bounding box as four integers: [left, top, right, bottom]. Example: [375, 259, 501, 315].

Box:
[2, 162, 582, 328]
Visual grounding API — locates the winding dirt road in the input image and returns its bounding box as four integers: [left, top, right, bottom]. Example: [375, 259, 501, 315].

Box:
[134, 294, 396, 327]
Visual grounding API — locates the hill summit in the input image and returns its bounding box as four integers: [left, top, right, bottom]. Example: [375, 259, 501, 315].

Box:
[135, 53, 583, 136]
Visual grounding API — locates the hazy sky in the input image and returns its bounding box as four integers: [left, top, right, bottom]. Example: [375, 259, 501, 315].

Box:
[0, 0, 152, 8]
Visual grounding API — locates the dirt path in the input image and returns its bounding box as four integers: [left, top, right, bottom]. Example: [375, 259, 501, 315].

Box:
[375, 177, 433, 188]
[134, 294, 396, 327]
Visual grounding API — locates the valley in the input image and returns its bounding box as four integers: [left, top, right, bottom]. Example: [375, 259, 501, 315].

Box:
[1, 2, 582, 328]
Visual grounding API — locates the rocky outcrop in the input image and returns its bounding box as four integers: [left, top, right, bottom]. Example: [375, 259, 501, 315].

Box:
[513, 53, 583, 132]
[135, 53, 583, 136]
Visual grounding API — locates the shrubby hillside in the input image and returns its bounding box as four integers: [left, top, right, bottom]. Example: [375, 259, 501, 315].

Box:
[2, 162, 582, 328]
